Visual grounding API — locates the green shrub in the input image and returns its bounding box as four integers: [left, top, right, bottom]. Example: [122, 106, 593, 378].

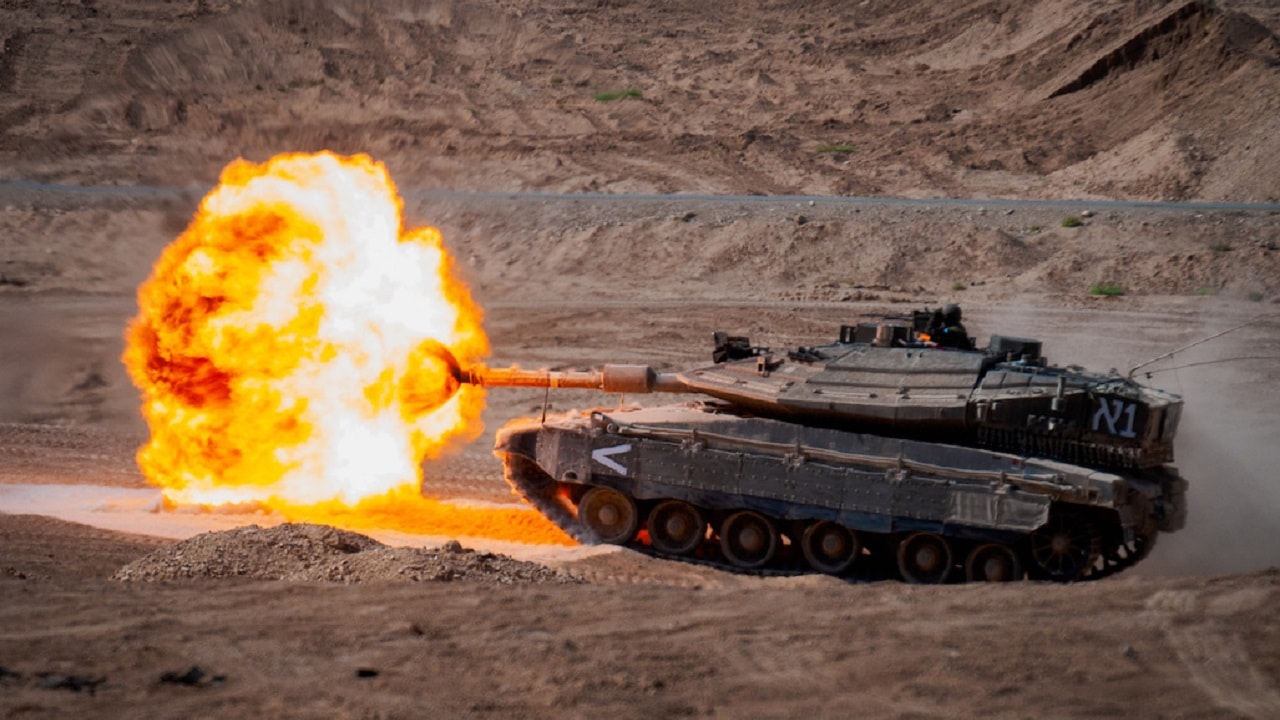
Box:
[951, 281, 967, 292]
[1089, 282, 1125, 297]
[1193, 287, 1216, 296]
[817, 143, 856, 154]
[1061, 216, 1083, 228]
[593, 88, 642, 102]
[1247, 291, 1265, 302]
[1209, 241, 1232, 253]
[550, 75, 565, 86]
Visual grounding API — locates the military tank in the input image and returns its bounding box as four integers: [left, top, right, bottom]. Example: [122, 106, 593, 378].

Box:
[454, 310, 1188, 583]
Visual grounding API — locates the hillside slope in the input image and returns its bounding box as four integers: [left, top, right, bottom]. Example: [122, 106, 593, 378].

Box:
[1, 0, 1278, 200]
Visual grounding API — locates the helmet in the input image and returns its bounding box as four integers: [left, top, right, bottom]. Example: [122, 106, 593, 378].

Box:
[943, 304, 962, 324]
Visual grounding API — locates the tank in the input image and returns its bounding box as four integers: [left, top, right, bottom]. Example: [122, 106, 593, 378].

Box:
[454, 311, 1188, 583]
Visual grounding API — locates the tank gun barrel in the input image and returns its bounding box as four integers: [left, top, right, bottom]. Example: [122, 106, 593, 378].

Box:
[456, 364, 689, 395]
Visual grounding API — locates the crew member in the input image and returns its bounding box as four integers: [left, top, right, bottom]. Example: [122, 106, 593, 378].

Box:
[927, 304, 971, 349]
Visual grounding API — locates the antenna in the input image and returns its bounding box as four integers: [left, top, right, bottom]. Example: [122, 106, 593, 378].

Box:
[1127, 321, 1248, 379]
[1140, 355, 1280, 376]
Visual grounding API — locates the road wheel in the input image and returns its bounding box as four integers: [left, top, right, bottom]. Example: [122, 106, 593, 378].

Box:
[647, 500, 706, 556]
[719, 511, 779, 569]
[1029, 513, 1100, 582]
[897, 532, 953, 584]
[801, 521, 860, 574]
[578, 487, 639, 545]
[965, 543, 1023, 582]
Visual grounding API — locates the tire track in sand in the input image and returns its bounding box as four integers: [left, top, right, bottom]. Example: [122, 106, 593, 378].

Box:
[1144, 589, 1280, 720]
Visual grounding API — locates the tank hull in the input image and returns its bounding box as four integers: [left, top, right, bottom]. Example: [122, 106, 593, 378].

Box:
[497, 404, 1186, 582]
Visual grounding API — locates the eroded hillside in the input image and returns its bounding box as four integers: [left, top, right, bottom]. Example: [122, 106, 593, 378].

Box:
[1, 0, 1278, 200]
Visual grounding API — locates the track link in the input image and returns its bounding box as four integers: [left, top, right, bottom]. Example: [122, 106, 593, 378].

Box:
[1085, 531, 1158, 581]
[501, 453, 592, 543]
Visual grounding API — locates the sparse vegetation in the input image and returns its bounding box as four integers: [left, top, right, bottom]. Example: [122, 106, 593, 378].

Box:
[1194, 287, 1216, 296]
[1248, 291, 1265, 302]
[1028, 225, 1043, 233]
[817, 144, 856, 154]
[1209, 241, 1233, 253]
[550, 75, 565, 86]
[1090, 282, 1125, 297]
[951, 281, 967, 292]
[1061, 215, 1083, 228]
[593, 88, 642, 102]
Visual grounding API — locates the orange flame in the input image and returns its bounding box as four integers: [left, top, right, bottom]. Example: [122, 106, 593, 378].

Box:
[124, 152, 571, 545]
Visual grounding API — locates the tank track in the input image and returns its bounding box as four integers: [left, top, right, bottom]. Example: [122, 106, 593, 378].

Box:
[502, 453, 813, 579]
[501, 453, 1155, 583]
[1085, 531, 1158, 581]
[501, 453, 593, 543]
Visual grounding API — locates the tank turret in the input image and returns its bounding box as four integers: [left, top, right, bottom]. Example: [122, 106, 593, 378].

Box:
[460, 314, 1182, 473]
[455, 310, 1188, 583]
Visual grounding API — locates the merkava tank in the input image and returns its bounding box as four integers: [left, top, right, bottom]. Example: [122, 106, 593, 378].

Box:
[454, 310, 1187, 583]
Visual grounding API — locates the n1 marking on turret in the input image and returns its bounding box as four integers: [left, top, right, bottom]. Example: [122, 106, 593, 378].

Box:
[1092, 397, 1138, 438]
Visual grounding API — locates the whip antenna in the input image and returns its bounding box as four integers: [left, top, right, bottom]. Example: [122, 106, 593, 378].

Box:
[1127, 321, 1248, 378]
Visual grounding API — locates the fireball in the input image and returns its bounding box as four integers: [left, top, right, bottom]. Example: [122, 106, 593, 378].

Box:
[124, 152, 570, 545]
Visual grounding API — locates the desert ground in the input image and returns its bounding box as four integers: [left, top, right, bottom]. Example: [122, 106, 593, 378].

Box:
[3, 1, 1280, 718]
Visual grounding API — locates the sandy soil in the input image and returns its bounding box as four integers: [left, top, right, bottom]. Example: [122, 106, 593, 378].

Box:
[3, 1, 1280, 718]
[3, 294, 1279, 718]
[3, 513, 1280, 719]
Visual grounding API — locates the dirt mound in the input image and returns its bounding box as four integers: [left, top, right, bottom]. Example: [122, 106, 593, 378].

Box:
[112, 523, 576, 584]
[1, 0, 1276, 200]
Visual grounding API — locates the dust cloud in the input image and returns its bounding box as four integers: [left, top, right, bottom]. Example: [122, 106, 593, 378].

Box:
[1137, 337, 1280, 575]
[971, 304, 1280, 575]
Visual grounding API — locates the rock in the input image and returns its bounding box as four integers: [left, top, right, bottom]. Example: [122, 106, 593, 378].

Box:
[161, 666, 226, 687]
[39, 673, 104, 693]
[161, 666, 206, 685]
